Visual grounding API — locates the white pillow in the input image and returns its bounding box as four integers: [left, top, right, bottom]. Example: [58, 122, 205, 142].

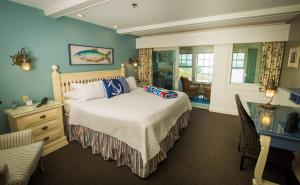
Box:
[64, 90, 78, 100]
[70, 81, 105, 102]
[126, 76, 138, 90]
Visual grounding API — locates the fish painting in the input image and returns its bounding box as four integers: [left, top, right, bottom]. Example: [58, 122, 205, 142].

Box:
[74, 49, 112, 63]
[69, 44, 113, 65]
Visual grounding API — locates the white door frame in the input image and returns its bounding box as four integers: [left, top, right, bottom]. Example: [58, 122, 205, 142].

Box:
[153, 47, 180, 90]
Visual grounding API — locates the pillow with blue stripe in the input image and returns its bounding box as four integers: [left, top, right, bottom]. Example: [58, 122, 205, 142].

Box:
[102, 77, 130, 98]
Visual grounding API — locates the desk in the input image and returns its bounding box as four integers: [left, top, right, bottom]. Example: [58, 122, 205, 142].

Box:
[247, 102, 300, 185]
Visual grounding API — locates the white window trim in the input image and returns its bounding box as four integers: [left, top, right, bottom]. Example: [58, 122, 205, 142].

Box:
[179, 54, 193, 82]
[225, 44, 260, 91]
[195, 53, 214, 83]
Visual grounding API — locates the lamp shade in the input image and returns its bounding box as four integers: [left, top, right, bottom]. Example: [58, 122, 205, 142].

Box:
[21, 61, 31, 71]
[265, 89, 275, 98]
[265, 80, 277, 98]
[262, 115, 271, 126]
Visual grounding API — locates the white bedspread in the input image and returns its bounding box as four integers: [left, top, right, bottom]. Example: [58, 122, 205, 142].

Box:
[68, 88, 191, 166]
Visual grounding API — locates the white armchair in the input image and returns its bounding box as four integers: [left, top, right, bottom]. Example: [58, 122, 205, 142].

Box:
[0, 130, 44, 185]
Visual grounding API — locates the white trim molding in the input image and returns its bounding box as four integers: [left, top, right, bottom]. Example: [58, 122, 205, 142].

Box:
[118, 4, 300, 35]
[44, 0, 113, 18]
[136, 24, 290, 49]
[209, 107, 238, 116]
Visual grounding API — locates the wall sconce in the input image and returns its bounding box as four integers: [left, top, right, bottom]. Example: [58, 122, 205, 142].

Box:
[10, 48, 32, 71]
[260, 80, 277, 109]
[129, 57, 138, 67]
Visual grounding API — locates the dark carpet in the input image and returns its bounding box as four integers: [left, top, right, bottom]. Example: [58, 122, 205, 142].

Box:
[29, 108, 296, 185]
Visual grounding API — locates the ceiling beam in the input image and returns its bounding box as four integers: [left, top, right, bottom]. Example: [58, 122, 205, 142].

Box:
[136, 24, 290, 48]
[44, 0, 113, 18]
[117, 4, 300, 35]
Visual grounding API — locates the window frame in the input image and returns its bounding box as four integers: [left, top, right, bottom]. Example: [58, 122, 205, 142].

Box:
[179, 53, 193, 67]
[225, 44, 260, 91]
[195, 53, 214, 83]
[232, 52, 245, 69]
[231, 52, 246, 83]
[179, 53, 193, 80]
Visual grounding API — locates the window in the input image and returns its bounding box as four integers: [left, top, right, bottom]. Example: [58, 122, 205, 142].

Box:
[179, 54, 193, 80]
[230, 43, 262, 84]
[196, 53, 213, 82]
[231, 52, 245, 83]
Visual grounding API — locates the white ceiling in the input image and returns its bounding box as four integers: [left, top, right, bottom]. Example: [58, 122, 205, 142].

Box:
[9, 0, 300, 36]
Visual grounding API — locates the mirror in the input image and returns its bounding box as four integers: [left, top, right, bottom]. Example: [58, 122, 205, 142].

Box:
[230, 43, 262, 84]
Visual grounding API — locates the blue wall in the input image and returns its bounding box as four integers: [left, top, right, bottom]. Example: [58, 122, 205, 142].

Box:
[0, 1, 137, 133]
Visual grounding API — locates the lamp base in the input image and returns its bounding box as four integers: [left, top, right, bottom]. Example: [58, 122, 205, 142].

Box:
[259, 103, 276, 110]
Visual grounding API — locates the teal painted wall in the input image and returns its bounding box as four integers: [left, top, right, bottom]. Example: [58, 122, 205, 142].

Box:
[0, 1, 137, 133]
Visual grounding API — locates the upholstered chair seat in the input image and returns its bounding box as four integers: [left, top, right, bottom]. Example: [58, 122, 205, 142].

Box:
[180, 76, 201, 98]
[0, 130, 43, 185]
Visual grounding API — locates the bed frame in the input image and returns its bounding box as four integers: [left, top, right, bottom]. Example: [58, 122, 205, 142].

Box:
[51, 64, 125, 103]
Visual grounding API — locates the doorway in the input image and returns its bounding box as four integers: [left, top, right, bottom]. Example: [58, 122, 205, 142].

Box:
[152, 48, 178, 90]
[179, 46, 214, 109]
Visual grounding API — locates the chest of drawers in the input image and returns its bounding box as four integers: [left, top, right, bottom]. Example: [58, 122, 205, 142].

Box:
[5, 101, 68, 155]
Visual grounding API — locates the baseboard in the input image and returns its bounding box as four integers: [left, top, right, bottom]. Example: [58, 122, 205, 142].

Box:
[192, 105, 209, 110]
[209, 107, 238, 115]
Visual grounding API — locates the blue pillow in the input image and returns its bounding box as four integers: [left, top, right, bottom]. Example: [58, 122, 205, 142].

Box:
[102, 77, 130, 98]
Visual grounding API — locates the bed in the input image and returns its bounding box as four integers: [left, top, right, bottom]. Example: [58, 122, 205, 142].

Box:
[51, 64, 191, 178]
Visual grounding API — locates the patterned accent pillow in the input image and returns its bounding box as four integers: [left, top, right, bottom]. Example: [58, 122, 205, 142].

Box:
[102, 77, 130, 98]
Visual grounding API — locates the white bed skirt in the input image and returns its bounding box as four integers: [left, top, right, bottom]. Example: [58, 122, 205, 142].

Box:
[65, 111, 190, 178]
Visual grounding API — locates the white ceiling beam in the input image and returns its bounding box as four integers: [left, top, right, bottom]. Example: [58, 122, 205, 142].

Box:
[117, 4, 300, 35]
[136, 24, 290, 48]
[44, 0, 113, 18]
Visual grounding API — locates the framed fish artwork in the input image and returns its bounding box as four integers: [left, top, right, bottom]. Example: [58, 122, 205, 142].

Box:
[69, 44, 113, 65]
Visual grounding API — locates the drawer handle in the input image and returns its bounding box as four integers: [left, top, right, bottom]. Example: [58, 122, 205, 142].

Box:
[40, 115, 46, 119]
[41, 126, 48, 130]
[43, 137, 50, 141]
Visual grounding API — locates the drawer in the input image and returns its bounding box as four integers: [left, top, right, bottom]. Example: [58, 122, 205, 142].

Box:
[20, 108, 59, 128]
[31, 119, 59, 137]
[34, 129, 61, 145]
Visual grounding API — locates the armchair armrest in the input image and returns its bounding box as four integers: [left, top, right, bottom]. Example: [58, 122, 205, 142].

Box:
[190, 82, 201, 87]
[0, 130, 33, 150]
[0, 163, 8, 185]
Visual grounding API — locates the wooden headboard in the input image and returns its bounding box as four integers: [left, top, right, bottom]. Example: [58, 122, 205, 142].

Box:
[51, 64, 125, 103]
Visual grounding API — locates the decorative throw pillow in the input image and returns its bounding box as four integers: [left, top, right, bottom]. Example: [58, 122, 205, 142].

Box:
[102, 77, 130, 98]
[125, 76, 138, 90]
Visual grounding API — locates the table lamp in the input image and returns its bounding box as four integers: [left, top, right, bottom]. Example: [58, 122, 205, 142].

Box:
[260, 80, 276, 109]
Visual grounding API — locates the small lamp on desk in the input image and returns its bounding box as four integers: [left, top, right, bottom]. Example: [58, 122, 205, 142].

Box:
[260, 80, 277, 109]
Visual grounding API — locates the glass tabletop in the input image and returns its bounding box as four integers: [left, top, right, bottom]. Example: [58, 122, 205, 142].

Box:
[247, 102, 300, 141]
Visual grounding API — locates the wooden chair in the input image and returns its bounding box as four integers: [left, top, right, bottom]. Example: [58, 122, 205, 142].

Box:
[235, 94, 295, 176]
[180, 76, 201, 98]
[203, 83, 211, 100]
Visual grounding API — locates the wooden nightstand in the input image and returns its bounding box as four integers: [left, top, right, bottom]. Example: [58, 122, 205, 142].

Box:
[5, 100, 68, 156]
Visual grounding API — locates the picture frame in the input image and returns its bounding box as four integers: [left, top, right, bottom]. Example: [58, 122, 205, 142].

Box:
[69, 44, 113, 65]
[287, 47, 300, 69]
